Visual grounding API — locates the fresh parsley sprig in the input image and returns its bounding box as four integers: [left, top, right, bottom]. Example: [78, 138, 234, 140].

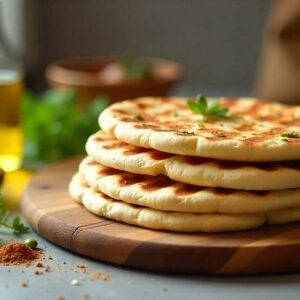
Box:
[188, 94, 229, 118]
[0, 194, 30, 235]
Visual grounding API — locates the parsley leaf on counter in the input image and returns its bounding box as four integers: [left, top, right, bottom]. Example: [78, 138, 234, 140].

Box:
[0, 194, 30, 235]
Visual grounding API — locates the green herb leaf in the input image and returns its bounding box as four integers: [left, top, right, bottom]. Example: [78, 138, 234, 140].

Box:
[133, 114, 144, 121]
[281, 132, 299, 138]
[0, 194, 30, 235]
[188, 94, 229, 119]
[119, 57, 152, 80]
[213, 107, 229, 117]
[22, 89, 109, 167]
[176, 130, 195, 135]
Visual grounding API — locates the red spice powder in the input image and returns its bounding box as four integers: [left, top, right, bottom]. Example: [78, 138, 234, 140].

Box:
[0, 243, 41, 266]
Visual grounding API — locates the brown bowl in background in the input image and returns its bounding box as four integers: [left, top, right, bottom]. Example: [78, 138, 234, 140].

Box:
[45, 56, 183, 107]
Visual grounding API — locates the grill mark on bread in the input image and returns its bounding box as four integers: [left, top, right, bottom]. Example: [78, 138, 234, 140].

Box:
[99, 135, 174, 159]
[242, 128, 285, 145]
[242, 136, 269, 145]
[123, 147, 152, 156]
[119, 174, 148, 186]
[175, 184, 204, 196]
[149, 151, 175, 160]
[112, 109, 128, 115]
[141, 177, 172, 191]
[94, 136, 115, 142]
[103, 142, 128, 150]
[236, 123, 255, 131]
[135, 102, 151, 109]
[87, 160, 99, 166]
[280, 119, 300, 126]
[98, 169, 122, 176]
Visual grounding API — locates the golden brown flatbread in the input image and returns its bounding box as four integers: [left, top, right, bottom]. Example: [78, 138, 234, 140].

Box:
[69, 172, 265, 233]
[78, 156, 300, 214]
[99, 97, 300, 161]
[86, 131, 300, 190]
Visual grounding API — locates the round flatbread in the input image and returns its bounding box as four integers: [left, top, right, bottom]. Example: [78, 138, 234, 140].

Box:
[99, 97, 300, 161]
[86, 131, 300, 190]
[69, 172, 265, 233]
[79, 156, 300, 214]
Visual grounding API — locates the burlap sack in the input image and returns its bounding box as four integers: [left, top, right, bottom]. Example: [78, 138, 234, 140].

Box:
[256, 0, 300, 104]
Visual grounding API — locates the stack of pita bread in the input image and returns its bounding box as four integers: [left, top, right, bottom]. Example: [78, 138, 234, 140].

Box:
[69, 96, 300, 232]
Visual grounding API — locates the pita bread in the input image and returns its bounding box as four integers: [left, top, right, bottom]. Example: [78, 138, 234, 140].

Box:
[79, 156, 300, 214]
[86, 131, 300, 190]
[99, 97, 300, 161]
[69, 172, 265, 233]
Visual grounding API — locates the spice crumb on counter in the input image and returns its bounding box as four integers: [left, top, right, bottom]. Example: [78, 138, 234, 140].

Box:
[45, 264, 50, 272]
[81, 293, 90, 299]
[35, 261, 44, 268]
[102, 272, 111, 281]
[93, 271, 101, 279]
[76, 264, 87, 269]
[34, 269, 44, 275]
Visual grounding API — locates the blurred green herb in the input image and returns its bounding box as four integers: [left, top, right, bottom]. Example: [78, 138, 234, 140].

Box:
[119, 57, 152, 80]
[0, 194, 30, 235]
[133, 114, 144, 121]
[188, 94, 229, 119]
[22, 89, 109, 167]
[281, 132, 299, 138]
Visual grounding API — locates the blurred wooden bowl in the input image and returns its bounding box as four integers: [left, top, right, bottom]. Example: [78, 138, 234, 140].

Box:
[45, 57, 183, 107]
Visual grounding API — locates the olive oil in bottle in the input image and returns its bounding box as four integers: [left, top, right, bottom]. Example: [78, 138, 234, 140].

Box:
[0, 69, 23, 172]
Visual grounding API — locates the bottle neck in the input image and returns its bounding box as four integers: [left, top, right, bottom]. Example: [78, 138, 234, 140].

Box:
[0, 2, 21, 68]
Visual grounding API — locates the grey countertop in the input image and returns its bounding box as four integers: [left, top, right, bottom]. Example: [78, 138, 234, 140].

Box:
[1, 221, 300, 300]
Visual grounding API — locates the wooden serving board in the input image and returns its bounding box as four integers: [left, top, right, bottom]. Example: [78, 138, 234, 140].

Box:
[22, 157, 300, 275]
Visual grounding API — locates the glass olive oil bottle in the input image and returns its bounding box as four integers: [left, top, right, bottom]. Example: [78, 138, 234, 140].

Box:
[0, 4, 23, 172]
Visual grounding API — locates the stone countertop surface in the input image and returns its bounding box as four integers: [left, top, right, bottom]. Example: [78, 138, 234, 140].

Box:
[1, 221, 300, 300]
